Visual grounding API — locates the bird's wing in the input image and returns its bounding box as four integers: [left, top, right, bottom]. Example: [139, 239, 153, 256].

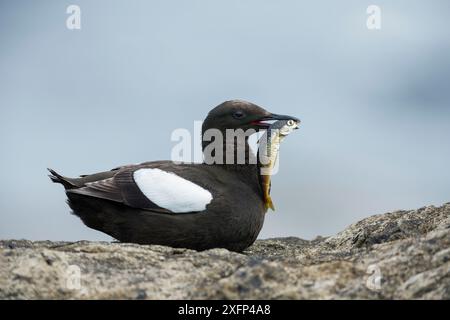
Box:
[67, 163, 214, 214]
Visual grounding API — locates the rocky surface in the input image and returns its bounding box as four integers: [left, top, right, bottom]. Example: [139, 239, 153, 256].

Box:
[1, 203, 449, 299]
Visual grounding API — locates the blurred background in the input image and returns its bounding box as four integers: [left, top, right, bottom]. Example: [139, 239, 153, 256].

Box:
[1, 0, 449, 241]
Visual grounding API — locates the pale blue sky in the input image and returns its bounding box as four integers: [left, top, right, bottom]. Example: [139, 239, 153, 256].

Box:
[1, 1, 449, 241]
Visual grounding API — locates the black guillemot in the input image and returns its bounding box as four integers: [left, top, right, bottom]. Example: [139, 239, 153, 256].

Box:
[49, 100, 300, 252]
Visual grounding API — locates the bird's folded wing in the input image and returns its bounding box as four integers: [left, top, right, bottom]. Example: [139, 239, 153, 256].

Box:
[67, 177, 123, 203]
[67, 166, 213, 214]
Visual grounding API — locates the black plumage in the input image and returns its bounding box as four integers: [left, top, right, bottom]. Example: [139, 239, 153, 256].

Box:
[49, 100, 299, 252]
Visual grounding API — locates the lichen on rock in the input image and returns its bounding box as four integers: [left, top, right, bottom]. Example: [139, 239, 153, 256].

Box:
[1, 203, 449, 299]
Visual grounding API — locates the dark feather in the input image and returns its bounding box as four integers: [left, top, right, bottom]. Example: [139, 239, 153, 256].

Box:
[47, 168, 78, 189]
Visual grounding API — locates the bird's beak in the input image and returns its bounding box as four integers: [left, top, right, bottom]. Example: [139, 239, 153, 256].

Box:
[251, 113, 301, 128]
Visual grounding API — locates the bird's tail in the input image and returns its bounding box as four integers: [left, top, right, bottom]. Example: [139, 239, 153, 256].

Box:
[47, 168, 78, 190]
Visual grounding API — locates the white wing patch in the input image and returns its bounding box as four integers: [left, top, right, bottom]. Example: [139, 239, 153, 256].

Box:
[133, 168, 213, 213]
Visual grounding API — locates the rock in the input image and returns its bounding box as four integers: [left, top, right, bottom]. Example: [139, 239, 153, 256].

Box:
[0, 203, 449, 299]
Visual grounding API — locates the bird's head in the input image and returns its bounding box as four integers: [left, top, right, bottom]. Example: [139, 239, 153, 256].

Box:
[202, 100, 300, 134]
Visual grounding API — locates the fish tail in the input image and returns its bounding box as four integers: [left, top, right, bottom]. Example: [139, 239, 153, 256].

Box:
[265, 195, 275, 211]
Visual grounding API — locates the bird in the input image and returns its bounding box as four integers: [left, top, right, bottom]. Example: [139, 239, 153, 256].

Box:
[49, 100, 300, 252]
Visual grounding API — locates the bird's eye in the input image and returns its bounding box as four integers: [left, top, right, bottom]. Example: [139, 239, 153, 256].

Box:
[232, 111, 245, 119]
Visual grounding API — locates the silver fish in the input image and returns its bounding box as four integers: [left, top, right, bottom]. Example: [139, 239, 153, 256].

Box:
[258, 119, 299, 210]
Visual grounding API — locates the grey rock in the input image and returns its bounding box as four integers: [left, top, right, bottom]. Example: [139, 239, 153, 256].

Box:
[1, 203, 449, 299]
